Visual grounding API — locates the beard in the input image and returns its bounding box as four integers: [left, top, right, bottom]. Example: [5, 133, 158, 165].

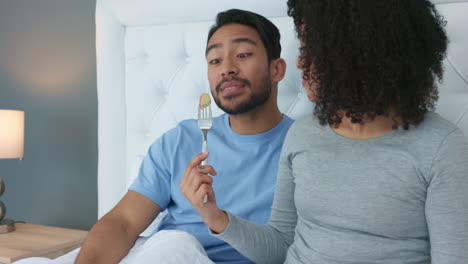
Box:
[212, 74, 272, 115]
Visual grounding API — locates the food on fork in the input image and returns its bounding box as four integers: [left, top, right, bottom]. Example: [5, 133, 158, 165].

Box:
[199, 93, 212, 108]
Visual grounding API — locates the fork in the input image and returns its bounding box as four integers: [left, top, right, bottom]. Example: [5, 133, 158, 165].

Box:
[197, 100, 212, 203]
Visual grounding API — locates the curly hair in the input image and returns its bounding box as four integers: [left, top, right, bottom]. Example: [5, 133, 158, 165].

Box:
[287, 0, 448, 129]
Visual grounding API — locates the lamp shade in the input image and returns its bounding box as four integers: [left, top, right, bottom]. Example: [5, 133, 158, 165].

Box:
[0, 110, 25, 159]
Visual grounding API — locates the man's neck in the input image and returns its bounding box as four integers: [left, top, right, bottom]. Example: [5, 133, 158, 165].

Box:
[228, 103, 283, 135]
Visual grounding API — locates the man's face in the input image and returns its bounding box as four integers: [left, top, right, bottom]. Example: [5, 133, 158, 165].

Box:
[206, 24, 272, 115]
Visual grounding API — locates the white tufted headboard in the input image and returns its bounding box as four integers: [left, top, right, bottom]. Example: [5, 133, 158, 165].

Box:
[95, 0, 468, 219]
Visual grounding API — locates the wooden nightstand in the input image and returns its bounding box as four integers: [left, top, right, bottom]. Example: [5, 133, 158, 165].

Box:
[0, 223, 87, 264]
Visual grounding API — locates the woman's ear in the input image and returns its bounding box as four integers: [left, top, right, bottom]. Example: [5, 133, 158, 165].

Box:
[270, 58, 287, 83]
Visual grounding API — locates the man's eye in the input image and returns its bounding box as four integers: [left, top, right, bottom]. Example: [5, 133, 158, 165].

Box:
[239, 53, 251, 58]
[209, 59, 221, 64]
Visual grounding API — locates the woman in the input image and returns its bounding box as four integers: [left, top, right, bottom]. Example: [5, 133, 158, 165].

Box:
[182, 0, 468, 263]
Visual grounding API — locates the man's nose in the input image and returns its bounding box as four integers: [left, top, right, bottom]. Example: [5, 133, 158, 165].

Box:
[221, 59, 239, 77]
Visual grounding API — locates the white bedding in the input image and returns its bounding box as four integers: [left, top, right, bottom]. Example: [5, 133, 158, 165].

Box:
[14, 231, 213, 264]
[13, 238, 145, 264]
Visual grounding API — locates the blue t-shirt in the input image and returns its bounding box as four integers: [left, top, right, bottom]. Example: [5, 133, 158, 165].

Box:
[129, 113, 294, 264]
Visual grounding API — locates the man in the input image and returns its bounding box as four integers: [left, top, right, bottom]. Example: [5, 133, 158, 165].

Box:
[75, 9, 293, 264]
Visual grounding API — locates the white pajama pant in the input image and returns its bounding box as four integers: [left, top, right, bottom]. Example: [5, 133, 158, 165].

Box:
[14, 230, 215, 264]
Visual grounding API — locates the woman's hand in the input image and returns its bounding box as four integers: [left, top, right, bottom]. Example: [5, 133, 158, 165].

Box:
[180, 152, 229, 233]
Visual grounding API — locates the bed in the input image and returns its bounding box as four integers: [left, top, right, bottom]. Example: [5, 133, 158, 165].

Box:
[14, 0, 468, 263]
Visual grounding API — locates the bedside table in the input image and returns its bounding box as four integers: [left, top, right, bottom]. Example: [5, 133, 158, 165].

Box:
[0, 223, 88, 264]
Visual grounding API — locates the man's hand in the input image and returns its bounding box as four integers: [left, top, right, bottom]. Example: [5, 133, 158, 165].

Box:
[180, 152, 229, 233]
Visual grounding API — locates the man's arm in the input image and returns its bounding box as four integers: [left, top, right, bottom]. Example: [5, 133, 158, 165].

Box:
[75, 190, 161, 264]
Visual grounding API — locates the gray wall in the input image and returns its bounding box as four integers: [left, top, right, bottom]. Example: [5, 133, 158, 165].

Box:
[0, 0, 97, 230]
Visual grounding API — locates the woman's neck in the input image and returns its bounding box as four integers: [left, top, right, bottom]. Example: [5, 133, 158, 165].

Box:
[331, 111, 401, 140]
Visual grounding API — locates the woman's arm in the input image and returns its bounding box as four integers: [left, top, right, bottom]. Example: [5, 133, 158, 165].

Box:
[212, 146, 298, 264]
[426, 129, 468, 263]
[181, 134, 298, 264]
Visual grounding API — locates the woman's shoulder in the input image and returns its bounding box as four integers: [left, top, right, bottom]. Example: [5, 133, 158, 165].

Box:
[284, 114, 329, 146]
[401, 112, 467, 160]
[413, 112, 462, 139]
[290, 114, 324, 132]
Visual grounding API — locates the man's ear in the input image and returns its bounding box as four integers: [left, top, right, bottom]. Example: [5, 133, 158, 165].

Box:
[270, 58, 287, 83]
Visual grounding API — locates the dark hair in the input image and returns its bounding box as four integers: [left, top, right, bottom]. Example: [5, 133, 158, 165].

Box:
[207, 9, 281, 62]
[288, 0, 448, 129]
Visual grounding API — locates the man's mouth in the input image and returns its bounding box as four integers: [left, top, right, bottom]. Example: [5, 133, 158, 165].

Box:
[218, 80, 248, 96]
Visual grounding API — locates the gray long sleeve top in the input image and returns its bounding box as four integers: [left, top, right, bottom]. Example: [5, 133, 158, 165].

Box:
[213, 112, 468, 264]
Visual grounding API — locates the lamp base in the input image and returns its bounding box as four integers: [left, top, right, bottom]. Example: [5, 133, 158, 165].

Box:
[0, 219, 15, 234]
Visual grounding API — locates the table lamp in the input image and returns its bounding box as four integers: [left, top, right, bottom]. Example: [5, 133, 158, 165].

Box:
[0, 109, 24, 234]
